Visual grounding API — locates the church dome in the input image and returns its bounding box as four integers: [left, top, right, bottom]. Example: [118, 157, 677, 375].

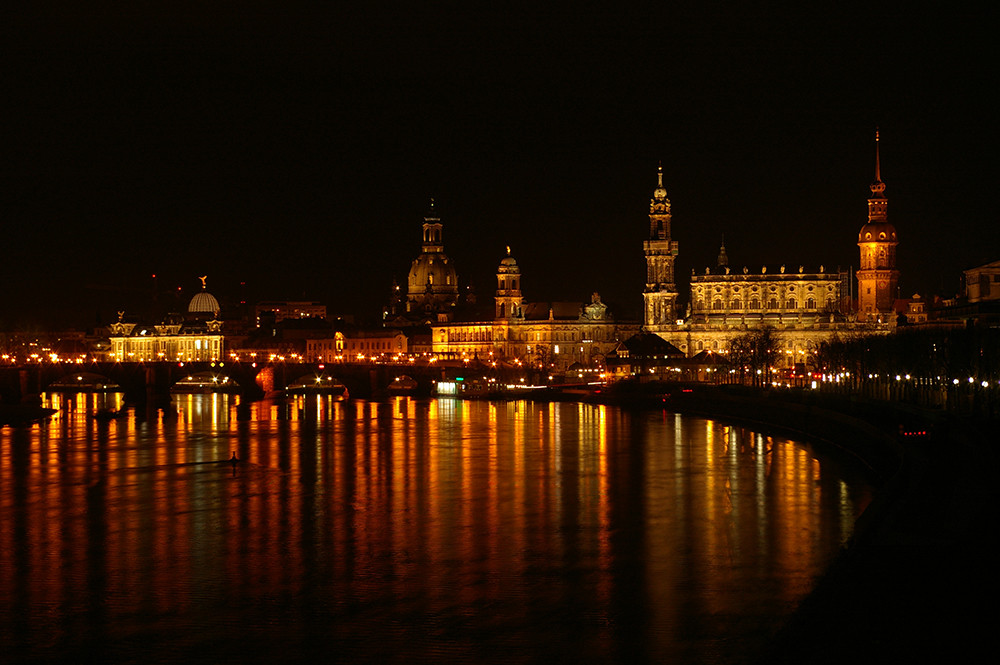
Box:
[858, 222, 897, 243]
[189, 290, 220, 314]
[498, 246, 519, 271]
[407, 253, 459, 297]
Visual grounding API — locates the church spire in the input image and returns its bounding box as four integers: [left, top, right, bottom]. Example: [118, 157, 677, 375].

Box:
[867, 130, 888, 223]
[643, 163, 679, 327]
[870, 129, 886, 200]
[856, 129, 898, 322]
[874, 129, 881, 183]
[651, 161, 669, 210]
[716, 235, 729, 268]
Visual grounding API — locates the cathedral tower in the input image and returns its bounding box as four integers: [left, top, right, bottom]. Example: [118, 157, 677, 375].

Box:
[856, 131, 899, 321]
[643, 164, 679, 327]
[495, 246, 523, 319]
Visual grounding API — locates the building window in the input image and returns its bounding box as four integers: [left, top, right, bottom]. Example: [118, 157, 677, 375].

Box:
[786, 298, 796, 309]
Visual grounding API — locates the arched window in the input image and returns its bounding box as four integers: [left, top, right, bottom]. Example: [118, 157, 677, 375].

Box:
[768, 298, 778, 309]
[730, 299, 742, 309]
[712, 299, 723, 310]
[786, 298, 796, 309]
[807, 297, 815, 309]
[750, 298, 760, 310]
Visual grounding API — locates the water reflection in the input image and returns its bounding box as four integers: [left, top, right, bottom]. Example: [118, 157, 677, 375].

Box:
[1, 394, 871, 664]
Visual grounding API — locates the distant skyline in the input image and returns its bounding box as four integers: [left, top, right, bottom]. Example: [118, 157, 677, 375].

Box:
[4, 4, 993, 328]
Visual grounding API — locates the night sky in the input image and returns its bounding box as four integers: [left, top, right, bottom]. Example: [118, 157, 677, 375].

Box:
[4, 4, 994, 329]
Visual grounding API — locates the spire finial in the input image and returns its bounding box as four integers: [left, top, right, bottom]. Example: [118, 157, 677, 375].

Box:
[199, 275, 207, 290]
[870, 128, 886, 197]
[874, 128, 881, 183]
[506, 245, 511, 256]
[657, 161, 663, 188]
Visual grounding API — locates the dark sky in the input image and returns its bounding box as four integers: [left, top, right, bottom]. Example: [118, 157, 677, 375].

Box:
[3, 3, 994, 329]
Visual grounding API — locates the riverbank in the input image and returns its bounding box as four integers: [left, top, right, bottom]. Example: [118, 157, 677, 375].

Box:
[655, 384, 996, 664]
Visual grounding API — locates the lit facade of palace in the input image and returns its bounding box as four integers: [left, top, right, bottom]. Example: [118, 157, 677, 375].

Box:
[304, 329, 408, 362]
[648, 133, 896, 367]
[109, 281, 224, 362]
[430, 248, 636, 369]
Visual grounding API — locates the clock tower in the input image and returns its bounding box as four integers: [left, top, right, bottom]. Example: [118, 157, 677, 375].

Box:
[856, 131, 899, 322]
[643, 164, 679, 328]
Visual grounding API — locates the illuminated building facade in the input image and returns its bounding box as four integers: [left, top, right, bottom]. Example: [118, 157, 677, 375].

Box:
[964, 260, 1000, 303]
[647, 136, 895, 368]
[431, 249, 635, 370]
[663, 258, 852, 362]
[109, 279, 224, 362]
[305, 329, 408, 362]
[856, 131, 899, 322]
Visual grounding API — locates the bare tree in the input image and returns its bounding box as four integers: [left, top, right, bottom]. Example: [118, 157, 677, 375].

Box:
[727, 327, 780, 386]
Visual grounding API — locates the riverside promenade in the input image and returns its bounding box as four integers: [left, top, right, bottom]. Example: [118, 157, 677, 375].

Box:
[658, 385, 997, 664]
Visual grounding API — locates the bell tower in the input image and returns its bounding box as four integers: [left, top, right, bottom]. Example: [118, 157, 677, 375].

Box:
[856, 131, 899, 322]
[421, 198, 444, 254]
[495, 246, 523, 319]
[643, 164, 679, 327]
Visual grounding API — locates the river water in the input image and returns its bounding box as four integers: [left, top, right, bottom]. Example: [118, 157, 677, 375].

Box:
[1, 393, 871, 664]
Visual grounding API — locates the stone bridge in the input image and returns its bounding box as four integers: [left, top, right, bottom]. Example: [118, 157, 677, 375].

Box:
[0, 361, 466, 404]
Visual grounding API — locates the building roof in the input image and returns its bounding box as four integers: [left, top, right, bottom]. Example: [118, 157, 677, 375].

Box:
[189, 290, 220, 314]
[521, 302, 583, 321]
[619, 332, 684, 358]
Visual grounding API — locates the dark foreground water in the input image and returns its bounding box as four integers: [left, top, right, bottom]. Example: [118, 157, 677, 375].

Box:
[1, 393, 871, 664]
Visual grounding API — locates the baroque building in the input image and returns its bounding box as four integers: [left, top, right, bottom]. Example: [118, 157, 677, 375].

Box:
[650, 133, 896, 368]
[430, 248, 636, 370]
[109, 277, 225, 362]
[384, 200, 462, 325]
